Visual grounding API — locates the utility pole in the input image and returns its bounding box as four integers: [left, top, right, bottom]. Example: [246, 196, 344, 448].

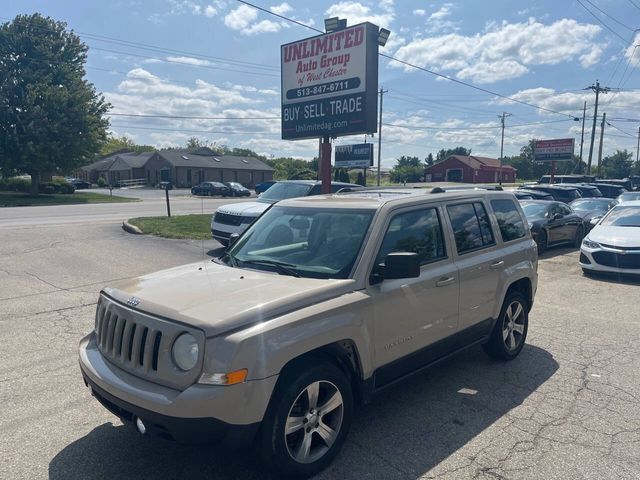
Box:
[636, 125, 640, 165]
[597, 112, 606, 177]
[585, 81, 611, 175]
[577, 101, 587, 172]
[498, 112, 512, 185]
[376, 87, 387, 186]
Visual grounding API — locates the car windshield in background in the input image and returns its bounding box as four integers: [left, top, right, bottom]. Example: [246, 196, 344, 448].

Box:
[618, 192, 640, 202]
[520, 203, 548, 218]
[257, 183, 313, 204]
[226, 206, 374, 279]
[570, 199, 610, 213]
[600, 206, 640, 227]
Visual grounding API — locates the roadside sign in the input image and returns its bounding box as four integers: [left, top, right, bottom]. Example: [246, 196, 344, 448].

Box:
[534, 138, 575, 162]
[335, 143, 373, 168]
[280, 22, 379, 140]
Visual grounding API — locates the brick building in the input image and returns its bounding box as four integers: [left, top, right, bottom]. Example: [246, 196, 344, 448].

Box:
[425, 155, 517, 184]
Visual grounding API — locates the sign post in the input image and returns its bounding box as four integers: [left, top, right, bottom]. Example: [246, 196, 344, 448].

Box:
[281, 22, 381, 192]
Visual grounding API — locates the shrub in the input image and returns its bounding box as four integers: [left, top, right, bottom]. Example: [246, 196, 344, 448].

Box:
[97, 176, 107, 188]
[0, 177, 31, 192]
[38, 179, 75, 194]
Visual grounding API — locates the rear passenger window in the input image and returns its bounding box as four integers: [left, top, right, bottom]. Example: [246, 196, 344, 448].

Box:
[376, 208, 446, 265]
[447, 202, 495, 254]
[490, 199, 526, 242]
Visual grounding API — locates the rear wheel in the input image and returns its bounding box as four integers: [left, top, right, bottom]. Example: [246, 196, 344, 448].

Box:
[483, 291, 529, 361]
[259, 360, 353, 478]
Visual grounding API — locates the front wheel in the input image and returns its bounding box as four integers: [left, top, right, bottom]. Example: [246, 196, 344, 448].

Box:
[259, 360, 353, 478]
[483, 291, 529, 361]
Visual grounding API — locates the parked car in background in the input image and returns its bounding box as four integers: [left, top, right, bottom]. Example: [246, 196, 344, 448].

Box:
[191, 181, 230, 197]
[580, 201, 640, 276]
[520, 185, 582, 203]
[254, 181, 276, 194]
[513, 191, 533, 200]
[514, 189, 554, 201]
[538, 174, 596, 184]
[212, 181, 362, 245]
[588, 183, 626, 199]
[159, 181, 173, 190]
[224, 182, 251, 197]
[520, 200, 585, 254]
[65, 177, 91, 189]
[617, 191, 640, 203]
[571, 184, 602, 198]
[569, 198, 618, 233]
[594, 179, 634, 191]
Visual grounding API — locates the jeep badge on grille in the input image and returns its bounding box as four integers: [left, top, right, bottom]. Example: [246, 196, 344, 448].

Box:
[127, 296, 141, 307]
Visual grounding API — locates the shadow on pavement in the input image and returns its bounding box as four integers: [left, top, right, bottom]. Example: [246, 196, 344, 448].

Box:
[49, 345, 557, 480]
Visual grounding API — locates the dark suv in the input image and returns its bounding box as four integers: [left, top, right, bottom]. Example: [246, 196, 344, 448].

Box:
[522, 185, 582, 203]
[191, 181, 231, 197]
[588, 183, 626, 198]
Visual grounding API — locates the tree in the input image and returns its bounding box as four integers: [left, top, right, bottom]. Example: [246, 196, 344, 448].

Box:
[100, 134, 154, 156]
[601, 149, 633, 178]
[426, 153, 434, 166]
[390, 156, 423, 183]
[356, 171, 365, 186]
[436, 146, 471, 163]
[0, 14, 110, 193]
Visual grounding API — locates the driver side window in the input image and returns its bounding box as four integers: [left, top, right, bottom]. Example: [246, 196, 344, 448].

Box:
[375, 208, 447, 266]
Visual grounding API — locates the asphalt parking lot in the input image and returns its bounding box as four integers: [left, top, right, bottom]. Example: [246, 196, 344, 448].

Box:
[1, 213, 639, 479]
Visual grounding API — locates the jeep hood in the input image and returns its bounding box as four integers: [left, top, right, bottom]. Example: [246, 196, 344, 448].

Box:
[103, 261, 355, 337]
[216, 201, 270, 217]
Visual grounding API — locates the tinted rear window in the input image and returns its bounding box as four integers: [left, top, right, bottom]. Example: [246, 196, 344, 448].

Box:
[447, 202, 495, 254]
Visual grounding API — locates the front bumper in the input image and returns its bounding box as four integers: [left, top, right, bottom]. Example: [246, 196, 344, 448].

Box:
[580, 246, 640, 275]
[79, 333, 277, 446]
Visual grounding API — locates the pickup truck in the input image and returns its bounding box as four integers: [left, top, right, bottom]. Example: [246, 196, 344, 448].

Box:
[79, 188, 537, 478]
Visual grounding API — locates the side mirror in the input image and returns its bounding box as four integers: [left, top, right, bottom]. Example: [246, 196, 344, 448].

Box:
[228, 233, 240, 247]
[381, 252, 420, 279]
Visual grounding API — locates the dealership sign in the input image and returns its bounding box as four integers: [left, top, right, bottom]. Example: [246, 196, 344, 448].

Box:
[335, 143, 373, 168]
[534, 138, 575, 162]
[281, 23, 379, 140]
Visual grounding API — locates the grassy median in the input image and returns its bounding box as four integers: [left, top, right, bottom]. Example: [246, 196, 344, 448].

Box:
[128, 214, 211, 240]
[0, 191, 139, 207]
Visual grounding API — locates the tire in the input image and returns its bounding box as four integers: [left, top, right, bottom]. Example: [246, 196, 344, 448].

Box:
[483, 291, 529, 361]
[536, 230, 547, 255]
[259, 360, 353, 478]
[582, 268, 593, 277]
[573, 225, 584, 248]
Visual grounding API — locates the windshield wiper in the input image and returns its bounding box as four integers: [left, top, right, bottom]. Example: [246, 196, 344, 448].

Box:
[241, 259, 301, 278]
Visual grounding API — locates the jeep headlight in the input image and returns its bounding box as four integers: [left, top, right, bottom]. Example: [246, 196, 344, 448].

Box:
[172, 333, 199, 371]
[582, 238, 600, 249]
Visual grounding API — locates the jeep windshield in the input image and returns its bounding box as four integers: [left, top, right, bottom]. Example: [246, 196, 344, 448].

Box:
[256, 182, 314, 204]
[224, 206, 374, 279]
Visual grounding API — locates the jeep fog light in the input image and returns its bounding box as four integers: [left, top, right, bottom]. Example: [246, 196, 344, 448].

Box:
[199, 369, 248, 385]
[172, 333, 199, 371]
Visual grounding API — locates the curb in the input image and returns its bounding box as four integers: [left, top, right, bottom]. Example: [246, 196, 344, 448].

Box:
[122, 220, 143, 235]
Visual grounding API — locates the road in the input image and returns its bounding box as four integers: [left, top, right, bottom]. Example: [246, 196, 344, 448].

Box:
[0, 206, 639, 479]
[0, 188, 255, 229]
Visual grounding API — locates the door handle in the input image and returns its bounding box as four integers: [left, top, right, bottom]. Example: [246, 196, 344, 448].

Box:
[436, 276, 455, 287]
[490, 261, 504, 270]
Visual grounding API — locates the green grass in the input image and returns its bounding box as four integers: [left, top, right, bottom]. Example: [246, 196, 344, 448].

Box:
[128, 214, 211, 240]
[0, 191, 139, 207]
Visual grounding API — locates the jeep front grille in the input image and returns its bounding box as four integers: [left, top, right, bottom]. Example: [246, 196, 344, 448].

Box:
[94, 294, 205, 390]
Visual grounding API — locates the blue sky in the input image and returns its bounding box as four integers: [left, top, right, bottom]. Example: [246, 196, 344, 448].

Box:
[5, 0, 640, 167]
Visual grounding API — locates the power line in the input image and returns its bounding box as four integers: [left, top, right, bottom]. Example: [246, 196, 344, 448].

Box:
[627, 0, 640, 11]
[575, 0, 633, 44]
[107, 113, 280, 120]
[110, 124, 281, 136]
[582, 0, 636, 32]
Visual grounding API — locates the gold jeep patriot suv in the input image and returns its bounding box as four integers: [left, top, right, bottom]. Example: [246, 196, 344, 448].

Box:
[79, 188, 537, 478]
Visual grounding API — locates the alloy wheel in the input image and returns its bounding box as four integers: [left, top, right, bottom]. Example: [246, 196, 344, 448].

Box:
[502, 300, 525, 352]
[284, 380, 344, 464]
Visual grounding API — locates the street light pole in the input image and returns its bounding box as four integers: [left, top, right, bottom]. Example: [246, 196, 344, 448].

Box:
[376, 87, 387, 186]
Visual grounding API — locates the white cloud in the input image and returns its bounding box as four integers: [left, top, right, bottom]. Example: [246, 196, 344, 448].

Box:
[393, 18, 603, 83]
[428, 3, 453, 21]
[270, 2, 292, 16]
[413, 9, 426, 16]
[325, 1, 394, 28]
[224, 4, 257, 30]
[166, 55, 211, 66]
[224, 3, 288, 35]
[625, 32, 640, 67]
[204, 5, 217, 17]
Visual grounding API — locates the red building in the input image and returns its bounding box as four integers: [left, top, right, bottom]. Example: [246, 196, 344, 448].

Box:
[425, 155, 517, 184]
